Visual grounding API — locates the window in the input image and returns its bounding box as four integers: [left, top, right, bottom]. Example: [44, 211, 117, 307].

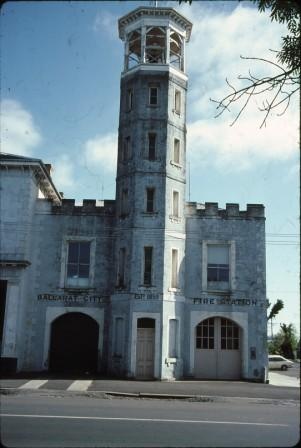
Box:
[149, 87, 158, 105]
[114, 317, 124, 357]
[126, 89, 133, 111]
[220, 319, 239, 350]
[173, 139, 180, 164]
[66, 241, 91, 287]
[168, 319, 178, 358]
[172, 190, 179, 217]
[148, 133, 156, 161]
[117, 248, 126, 288]
[121, 188, 129, 216]
[196, 318, 215, 349]
[146, 188, 155, 213]
[207, 245, 229, 283]
[122, 136, 131, 161]
[174, 89, 181, 114]
[171, 249, 179, 288]
[143, 246, 153, 286]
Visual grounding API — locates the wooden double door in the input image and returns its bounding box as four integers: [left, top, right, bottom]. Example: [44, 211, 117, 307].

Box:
[195, 317, 241, 379]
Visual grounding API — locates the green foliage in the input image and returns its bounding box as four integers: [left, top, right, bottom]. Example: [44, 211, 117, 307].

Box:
[268, 323, 298, 359]
[254, 0, 300, 74]
[267, 299, 284, 321]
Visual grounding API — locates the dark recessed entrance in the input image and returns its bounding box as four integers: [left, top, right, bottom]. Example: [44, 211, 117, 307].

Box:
[49, 312, 99, 374]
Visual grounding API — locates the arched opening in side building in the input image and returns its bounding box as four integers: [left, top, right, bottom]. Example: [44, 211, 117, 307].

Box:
[49, 312, 99, 374]
[136, 318, 155, 379]
[194, 317, 242, 379]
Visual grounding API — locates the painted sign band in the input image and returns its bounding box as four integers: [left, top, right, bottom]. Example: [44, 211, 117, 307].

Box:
[37, 294, 106, 303]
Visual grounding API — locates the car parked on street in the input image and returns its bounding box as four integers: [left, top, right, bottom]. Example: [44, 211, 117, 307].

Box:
[268, 355, 294, 370]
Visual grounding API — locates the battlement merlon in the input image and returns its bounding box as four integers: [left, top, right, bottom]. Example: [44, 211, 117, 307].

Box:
[51, 199, 116, 215]
[185, 202, 265, 219]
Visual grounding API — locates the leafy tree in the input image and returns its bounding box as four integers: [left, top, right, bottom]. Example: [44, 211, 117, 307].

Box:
[267, 299, 284, 320]
[268, 323, 298, 359]
[209, 0, 300, 127]
[267, 299, 284, 338]
[279, 323, 298, 359]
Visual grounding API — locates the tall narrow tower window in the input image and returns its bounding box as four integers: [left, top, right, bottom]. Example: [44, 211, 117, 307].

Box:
[148, 133, 156, 160]
[173, 139, 180, 164]
[143, 247, 153, 286]
[175, 89, 181, 114]
[149, 87, 158, 105]
[117, 248, 126, 288]
[126, 89, 133, 111]
[121, 188, 129, 216]
[171, 249, 179, 288]
[172, 190, 180, 217]
[146, 188, 155, 213]
[122, 136, 131, 161]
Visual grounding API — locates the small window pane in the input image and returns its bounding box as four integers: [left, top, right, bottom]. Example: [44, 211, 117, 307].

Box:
[209, 338, 214, 349]
[149, 87, 158, 105]
[79, 243, 90, 263]
[79, 264, 89, 278]
[68, 243, 79, 263]
[67, 264, 78, 278]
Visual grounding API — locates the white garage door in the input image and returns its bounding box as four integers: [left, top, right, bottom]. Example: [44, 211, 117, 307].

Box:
[194, 317, 241, 379]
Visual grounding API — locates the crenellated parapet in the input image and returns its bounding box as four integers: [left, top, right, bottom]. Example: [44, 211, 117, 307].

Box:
[51, 199, 116, 216]
[185, 201, 265, 219]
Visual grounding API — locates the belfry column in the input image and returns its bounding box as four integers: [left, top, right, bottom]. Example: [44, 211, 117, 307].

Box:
[111, 6, 192, 380]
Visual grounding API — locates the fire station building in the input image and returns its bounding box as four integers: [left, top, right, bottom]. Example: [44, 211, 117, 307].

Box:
[0, 6, 268, 382]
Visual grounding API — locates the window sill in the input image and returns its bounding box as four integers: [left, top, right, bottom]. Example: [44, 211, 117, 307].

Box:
[168, 287, 181, 293]
[165, 357, 177, 366]
[170, 161, 182, 169]
[169, 215, 182, 223]
[141, 211, 158, 216]
[63, 286, 95, 292]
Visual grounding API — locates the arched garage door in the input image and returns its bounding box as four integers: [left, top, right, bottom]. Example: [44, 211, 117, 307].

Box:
[49, 312, 99, 374]
[194, 317, 241, 379]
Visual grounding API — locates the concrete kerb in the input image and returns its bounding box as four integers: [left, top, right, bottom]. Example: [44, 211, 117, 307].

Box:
[0, 387, 299, 406]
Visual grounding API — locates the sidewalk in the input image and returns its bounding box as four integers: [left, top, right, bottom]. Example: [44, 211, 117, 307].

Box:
[268, 371, 300, 388]
[1, 375, 299, 402]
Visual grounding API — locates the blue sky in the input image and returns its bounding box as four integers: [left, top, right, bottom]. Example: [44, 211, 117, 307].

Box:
[1, 0, 299, 335]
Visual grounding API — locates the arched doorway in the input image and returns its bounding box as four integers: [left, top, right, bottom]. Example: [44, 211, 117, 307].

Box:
[194, 317, 241, 379]
[136, 318, 155, 379]
[49, 312, 99, 374]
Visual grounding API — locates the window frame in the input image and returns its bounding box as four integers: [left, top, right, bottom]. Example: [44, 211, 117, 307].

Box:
[143, 246, 153, 286]
[122, 136, 131, 162]
[172, 189, 180, 218]
[146, 187, 155, 213]
[202, 240, 236, 292]
[149, 86, 158, 106]
[174, 89, 181, 114]
[126, 88, 133, 111]
[171, 248, 179, 289]
[147, 132, 156, 161]
[173, 138, 180, 165]
[60, 236, 96, 289]
[120, 187, 129, 217]
[117, 247, 126, 288]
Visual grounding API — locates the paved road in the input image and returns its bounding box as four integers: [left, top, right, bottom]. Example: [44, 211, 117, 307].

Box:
[1, 393, 299, 447]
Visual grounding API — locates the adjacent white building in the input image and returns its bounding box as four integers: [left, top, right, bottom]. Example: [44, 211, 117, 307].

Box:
[0, 6, 268, 382]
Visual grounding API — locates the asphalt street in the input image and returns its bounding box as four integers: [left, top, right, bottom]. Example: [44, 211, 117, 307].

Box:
[1, 393, 299, 447]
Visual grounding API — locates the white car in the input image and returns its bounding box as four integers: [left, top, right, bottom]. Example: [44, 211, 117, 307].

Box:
[268, 355, 294, 370]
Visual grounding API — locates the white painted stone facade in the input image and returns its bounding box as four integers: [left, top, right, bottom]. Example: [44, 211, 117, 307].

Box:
[0, 7, 268, 382]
